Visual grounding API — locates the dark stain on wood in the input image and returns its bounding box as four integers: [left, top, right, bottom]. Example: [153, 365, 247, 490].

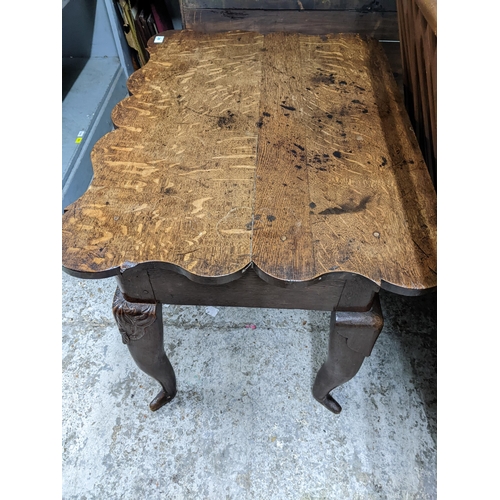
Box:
[217, 111, 235, 128]
[319, 196, 372, 215]
[358, 1, 386, 13]
[220, 9, 248, 20]
[311, 74, 335, 85]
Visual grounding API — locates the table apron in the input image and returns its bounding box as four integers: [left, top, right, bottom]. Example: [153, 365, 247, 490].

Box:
[115, 266, 378, 312]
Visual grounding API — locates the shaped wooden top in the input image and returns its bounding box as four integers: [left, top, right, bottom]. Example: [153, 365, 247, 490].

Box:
[62, 31, 436, 294]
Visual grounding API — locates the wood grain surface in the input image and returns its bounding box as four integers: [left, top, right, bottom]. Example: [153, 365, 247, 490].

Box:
[182, 9, 399, 40]
[397, 0, 436, 186]
[181, 1, 397, 10]
[62, 30, 436, 293]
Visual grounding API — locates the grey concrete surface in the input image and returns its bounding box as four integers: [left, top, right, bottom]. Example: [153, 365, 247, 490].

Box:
[62, 271, 436, 499]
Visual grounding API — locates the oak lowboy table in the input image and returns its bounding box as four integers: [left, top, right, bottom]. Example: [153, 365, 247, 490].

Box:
[62, 30, 436, 414]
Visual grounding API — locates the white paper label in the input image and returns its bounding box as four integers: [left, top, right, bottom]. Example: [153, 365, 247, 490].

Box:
[205, 306, 219, 317]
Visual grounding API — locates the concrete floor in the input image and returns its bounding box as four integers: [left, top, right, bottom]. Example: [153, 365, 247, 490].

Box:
[62, 271, 436, 499]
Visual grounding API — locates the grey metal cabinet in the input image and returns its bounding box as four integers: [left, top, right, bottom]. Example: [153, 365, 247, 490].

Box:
[62, 0, 134, 210]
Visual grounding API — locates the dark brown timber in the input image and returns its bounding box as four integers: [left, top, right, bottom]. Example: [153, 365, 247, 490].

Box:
[313, 296, 383, 413]
[112, 288, 177, 411]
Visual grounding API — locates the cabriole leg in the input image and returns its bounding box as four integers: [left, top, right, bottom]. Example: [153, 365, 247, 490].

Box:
[112, 287, 177, 411]
[313, 296, 384, 414]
